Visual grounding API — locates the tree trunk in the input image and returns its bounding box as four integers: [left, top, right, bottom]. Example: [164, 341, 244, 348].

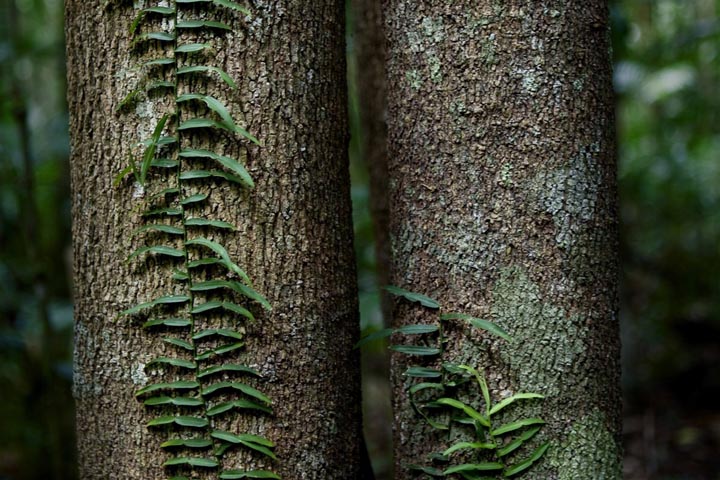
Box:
[384, 1, 621, 479]
[67, 1, 362, 478]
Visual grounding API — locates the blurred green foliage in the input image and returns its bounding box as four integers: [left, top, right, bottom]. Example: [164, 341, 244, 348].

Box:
[0, 0, 75, 479]
[0, 0, 717, 479]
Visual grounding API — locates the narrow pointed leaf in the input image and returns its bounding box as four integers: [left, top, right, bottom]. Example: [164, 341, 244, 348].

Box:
[139, 113, 169, 184]
[390, 345, 441, 356]
[135, 380, 199, 396]
[185, 237, 250, 282]
[131, 224, 184, 236]
[435, 398, 490, 427]
[408, 465, 444, 477]
[489, 393, 544, 416]
[127, 245, 184, 260]
[404, 366, 442, 378]
[163, 456, 218, 468]
[384, 285, 440, 309]
[143, 207, 182, 217]
[409, 382, 444, 395]
[441, 313, 512, 341]
[492, 418, 545, 436]
[198, 364, 260, 378]
[143, 396, 203, 407]
[442, 441, 496, 457]
[396, 324, 439, 335]
[444, 463, 504, 474]
[185, 218, 236, 230]
[503, 443, 549, 477]
[177, 20, 231, 30]
[143, 317, 192, 328]
[163, 337, 194, 350]
[161, 438, 212, 449]
[177, 65, 236, 89]
[497, 427, 541, 457]
[191, 301, 254, 320]
[179, 148, 254, 187]
[180, 193, 209, 205]
[147, 357, 196, 369]
[143, 57, 175, 67]
[202, 382, 270, 404]
[175, 43, 211, 53]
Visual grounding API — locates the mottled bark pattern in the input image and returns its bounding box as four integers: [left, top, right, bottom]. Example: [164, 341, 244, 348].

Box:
[384, 1, 621, 479]
[67, 1, 362, 478]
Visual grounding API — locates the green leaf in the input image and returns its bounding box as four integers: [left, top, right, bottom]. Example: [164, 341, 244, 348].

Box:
[195, 342, 244, 359]
[206, 399, 272, 416]
[435, 398, 490, 427]
[143, 396, 203, 407]
[442, 441, 496, 457]
[127, 245, 184, 261]
[407, 465, 444, 477]
[409, 382, 444, 395]
[147, 357, 196, 369]
[179, 148, 255, 186]
[220, 471, 280, 480]
[185, 218, 236, 230]
[489, 393, 544, 416]
[396, 324, 439, 335]
[163, 337, 194, 350]
[444, 463, 504, 474]
[185, 237, 250, 283]
[147, 415, 208, 428]
[188, 257, 223, 268]
[163, 456, 218, 468]
[384, 285, 440, 309]
[389, 345, 441, 356]
[149, 158, 178, 169]
[177, 65, 237, 89]
[191, 301, 254, 321]
[440, 313, 512, 341]
[139, 113, 169, 185]
[116, 89, 140, 111]
[146, 80, 175, 92]
[212, 0, 251, 14]
[143, 57, 175, 67]
[192, 328, 244, 341]
[212, 431, 274, 447]
[177, 20, 232, 30]
[180, 193, 209, 206]
[175, 43, 212, 53]
[179, 117, 233, 132]
[161, 438, 212, 449]
[180, 169, 252, 186]
[143, 207, 183, 217]
[144, 6, 174, 14]
[177, 94, 237, 130]
[142, 317, 192, 328]
[497, 427, 541, 457]
[131, 224, 184, 236]
[202, 382, 270, 404]
[404, 366, 442, 378]
[492, 418, 545, 436]
[457, 365, 491, 415]
[120, 295, 190, 316]
[354, 328, 394, 348]
[191, 280, 271, 310]
[198, 364, 260, 378]
[135, 381, 199, 396]
[503, 443, 549, 477]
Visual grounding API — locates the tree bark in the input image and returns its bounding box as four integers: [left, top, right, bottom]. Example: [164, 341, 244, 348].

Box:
[384, 1, 621, 479]
[67, 1, 362, 478]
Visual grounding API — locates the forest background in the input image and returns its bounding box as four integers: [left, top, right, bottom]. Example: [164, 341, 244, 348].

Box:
[0, 0, 718, 479]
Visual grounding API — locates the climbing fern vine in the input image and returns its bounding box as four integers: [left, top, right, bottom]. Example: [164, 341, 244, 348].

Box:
[112, 1, 280, 478]
[358, 287, 549, 479]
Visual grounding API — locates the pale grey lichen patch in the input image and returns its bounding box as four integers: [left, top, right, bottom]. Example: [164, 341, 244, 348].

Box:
[131, 363, 148, 386]
[547, 409, 622, 480]
[532, 146, 602, 249]
[406, 70, 423, 91]
[492, 267, 587, 397]
[428, 55, 443, 83]
[420, 16, 446, 44]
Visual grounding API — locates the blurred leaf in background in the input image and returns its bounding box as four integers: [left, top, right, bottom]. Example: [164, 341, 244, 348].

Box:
[0, 0, 76, 479]
[613, 0, 720, 478]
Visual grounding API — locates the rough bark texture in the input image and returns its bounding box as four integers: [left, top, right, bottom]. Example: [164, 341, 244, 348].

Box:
[67, 1, 362, 478]
[384, 1, 621, 479]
